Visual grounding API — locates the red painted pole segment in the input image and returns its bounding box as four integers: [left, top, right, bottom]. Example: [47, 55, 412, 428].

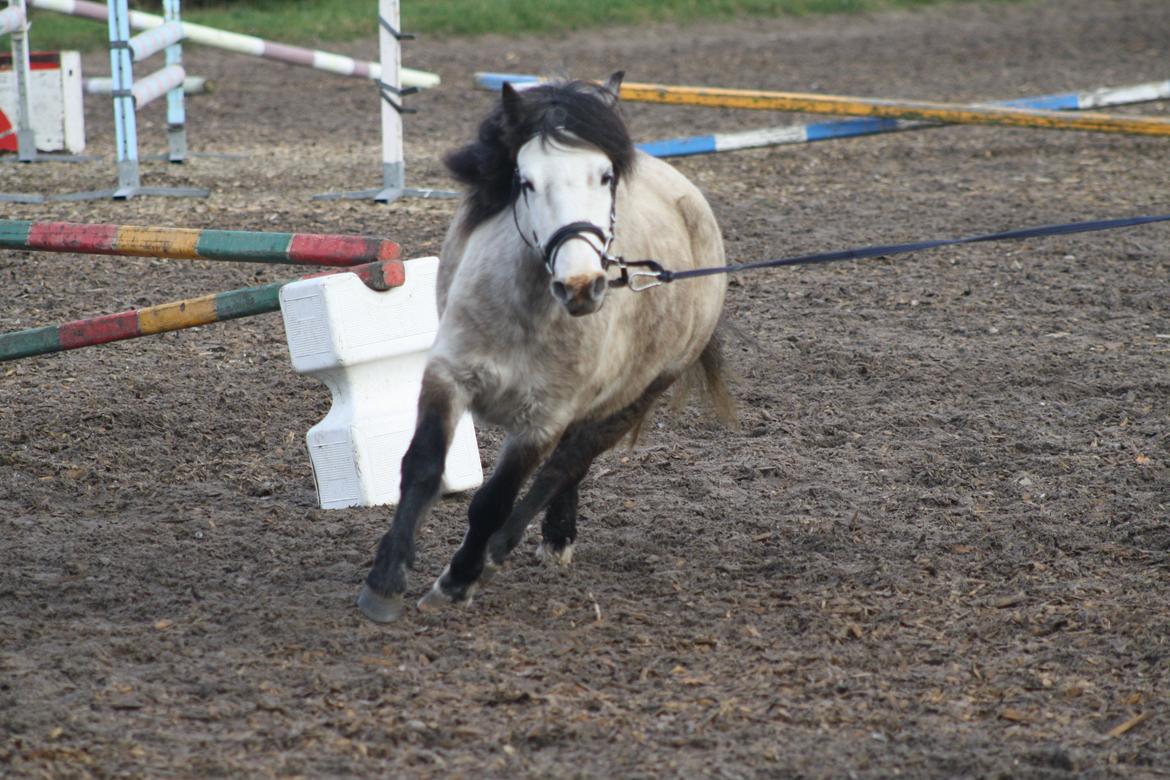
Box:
[25, 221, 120, 253]
[287, 234, 402, 265]
[58, 310, 140, 350]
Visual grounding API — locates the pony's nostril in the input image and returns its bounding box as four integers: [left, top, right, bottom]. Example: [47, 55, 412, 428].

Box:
[590, 276, 607, 300]
[551, 280, 570, 302]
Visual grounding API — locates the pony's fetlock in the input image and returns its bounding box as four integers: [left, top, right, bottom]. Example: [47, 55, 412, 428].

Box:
[537, 540, 575, 567]
[417, 566, 477, 610]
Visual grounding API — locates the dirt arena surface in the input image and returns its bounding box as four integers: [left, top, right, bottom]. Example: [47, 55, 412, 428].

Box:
[2, 0, 1168, 776]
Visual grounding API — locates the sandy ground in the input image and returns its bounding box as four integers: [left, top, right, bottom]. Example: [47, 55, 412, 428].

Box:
[2, 0, 1169, 776]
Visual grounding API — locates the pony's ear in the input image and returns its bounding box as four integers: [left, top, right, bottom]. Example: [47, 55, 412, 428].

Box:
[600, 71, 625, 105]
[501, 82, 524, 126]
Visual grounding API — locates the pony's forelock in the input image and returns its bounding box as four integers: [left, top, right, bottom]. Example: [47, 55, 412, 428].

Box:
[444, 78, 636, 233]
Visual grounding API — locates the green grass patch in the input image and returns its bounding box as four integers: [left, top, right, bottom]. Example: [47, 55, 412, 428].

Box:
[27, 0, 1021, 51]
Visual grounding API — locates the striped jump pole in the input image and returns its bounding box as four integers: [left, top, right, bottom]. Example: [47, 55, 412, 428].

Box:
[0, 257, 406, 362]
[28, 0, 440, 89]
[0, 219, 402, 266]
[639, 79, 1170, 157]
[474, 73, 1170, 140]
[620, 82, 1170, 138]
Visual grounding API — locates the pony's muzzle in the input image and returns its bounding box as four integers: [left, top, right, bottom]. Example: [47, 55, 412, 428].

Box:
[551, 273, 608, 316]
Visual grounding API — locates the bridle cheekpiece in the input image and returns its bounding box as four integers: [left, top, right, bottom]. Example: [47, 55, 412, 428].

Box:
[511, 167, 665, 291]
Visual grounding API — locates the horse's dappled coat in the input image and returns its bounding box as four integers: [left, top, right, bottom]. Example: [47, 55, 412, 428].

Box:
[358, 74, 731, 623]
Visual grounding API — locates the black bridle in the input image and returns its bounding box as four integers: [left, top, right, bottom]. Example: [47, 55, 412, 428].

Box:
[511, 169, 616, 274]
[511, 169, 662, 289]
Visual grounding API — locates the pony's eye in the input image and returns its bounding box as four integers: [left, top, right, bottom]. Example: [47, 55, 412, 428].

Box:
[521, 179, 535, 193]
[600, 171, 614, 187]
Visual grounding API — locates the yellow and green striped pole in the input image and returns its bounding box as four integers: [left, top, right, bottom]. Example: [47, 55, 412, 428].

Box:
[0, 259, 405, 362]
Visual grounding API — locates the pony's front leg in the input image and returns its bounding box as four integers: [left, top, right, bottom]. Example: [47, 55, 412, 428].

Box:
[418, 433, 549, 608]
[358, 371, 466, 623]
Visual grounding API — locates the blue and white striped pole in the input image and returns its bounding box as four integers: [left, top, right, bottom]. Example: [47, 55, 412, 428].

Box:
[474, 72, 541, 92]
[473, 73, 1170, 158]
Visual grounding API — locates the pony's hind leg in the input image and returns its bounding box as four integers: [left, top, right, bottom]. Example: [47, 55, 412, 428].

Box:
[537, 484, 579, 566]
[357, 370, 466, 623]
[485, 374, 675, 571]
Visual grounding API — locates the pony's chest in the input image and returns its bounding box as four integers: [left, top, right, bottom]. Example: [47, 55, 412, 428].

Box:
[461, 348, 570, 429]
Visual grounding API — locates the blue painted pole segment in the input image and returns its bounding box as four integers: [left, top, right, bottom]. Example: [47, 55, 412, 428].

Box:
[637, 135, 717, 158]
[474, 72, 541, 91]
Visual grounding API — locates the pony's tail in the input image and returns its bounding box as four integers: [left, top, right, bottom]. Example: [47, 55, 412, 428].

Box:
[690, 326, 738, 429]
[625, 326, 737, 447]
[660, 325, 738, 431]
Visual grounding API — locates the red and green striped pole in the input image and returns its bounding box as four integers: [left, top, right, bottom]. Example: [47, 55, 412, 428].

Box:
[0, 259, 406, 362]
[0, 219, 401, 266]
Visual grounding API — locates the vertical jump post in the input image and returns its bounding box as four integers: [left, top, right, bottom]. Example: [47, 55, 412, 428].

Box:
[0, 0, 44, 204]
[313, 0, 457, 203]
[57, 0, 207, 200]
[0, 0, 35, 162]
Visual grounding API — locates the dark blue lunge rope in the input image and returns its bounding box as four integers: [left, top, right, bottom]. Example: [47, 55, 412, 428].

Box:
[617, 213, 1170, 290]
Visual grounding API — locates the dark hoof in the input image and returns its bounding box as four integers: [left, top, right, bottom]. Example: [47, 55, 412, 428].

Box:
[357, 583, 405, 623]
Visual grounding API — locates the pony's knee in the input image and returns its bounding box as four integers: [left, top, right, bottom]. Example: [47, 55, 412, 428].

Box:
[401, 363, 468, 491]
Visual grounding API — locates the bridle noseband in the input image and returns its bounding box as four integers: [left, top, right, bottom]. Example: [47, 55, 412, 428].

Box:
[539, 221, 611, 276]
[511, 169, 665, 290]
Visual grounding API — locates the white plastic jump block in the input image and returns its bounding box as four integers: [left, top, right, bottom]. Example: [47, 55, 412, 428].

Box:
[279, 257, 483, 510]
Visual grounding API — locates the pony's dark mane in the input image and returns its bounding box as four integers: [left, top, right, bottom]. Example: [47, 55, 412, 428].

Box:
[444, 78, 637, 233]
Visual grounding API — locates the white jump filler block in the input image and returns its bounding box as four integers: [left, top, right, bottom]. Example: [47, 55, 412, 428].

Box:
[279, 257, 483, 509]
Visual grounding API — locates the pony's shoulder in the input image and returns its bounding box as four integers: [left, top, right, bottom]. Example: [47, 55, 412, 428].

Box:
[624, 151, 723, 265]
[632, 151, 706, 197]
[437, 202, 476, 314]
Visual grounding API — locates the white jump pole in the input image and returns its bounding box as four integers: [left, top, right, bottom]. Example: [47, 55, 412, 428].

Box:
[162, 0, 186, 162]
[84, 74, 208, 96]
[313, 0, 457, 203]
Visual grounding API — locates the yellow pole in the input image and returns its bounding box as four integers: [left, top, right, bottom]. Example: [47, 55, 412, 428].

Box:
[617, 82, 1170, 138]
